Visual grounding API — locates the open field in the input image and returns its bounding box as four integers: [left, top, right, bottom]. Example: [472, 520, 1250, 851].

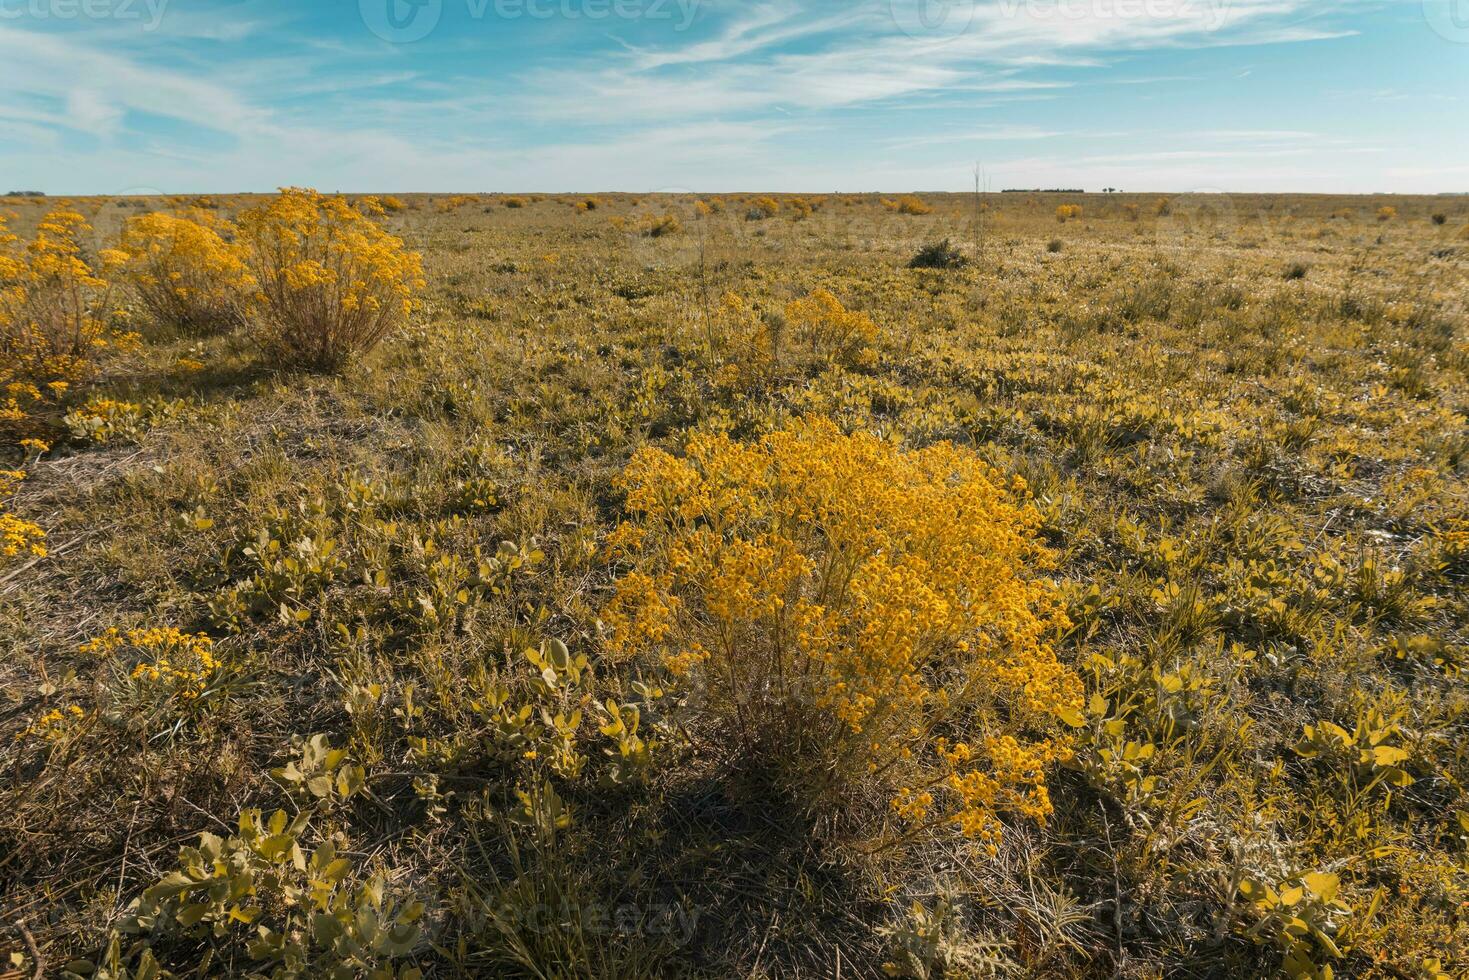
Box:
[3, 190, 1467, 978]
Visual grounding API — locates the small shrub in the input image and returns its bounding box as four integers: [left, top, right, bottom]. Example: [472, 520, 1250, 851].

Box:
[504, 196, 528, 209]
[84, 625, 231, 723]
[436, 194, 477, 213]
[236, 188, 425, 372]
[575, 197, 599, 211]
[63, 396, 145, 444]
[714, 288, 861, 386]
[909, 238, 967, 270]
[1237, 871, 1351, 978]
[1046, 238, 1063, 253]
[101, 209, 254, 335]
[1055, 204, 1083, 222]
[1377, 205, 1397, 221]
[636, 212, 682, 237]
[380, 195, 407, 213]
[1283, 261, 1309, 281]
[745, 197, 779, 221]
[783, 287, 879, 365]
[884, 194, 933, 215]
[116, 806, 422, 977]
[1430, 212, 1446, 226]
[603, 419, 1082, 849]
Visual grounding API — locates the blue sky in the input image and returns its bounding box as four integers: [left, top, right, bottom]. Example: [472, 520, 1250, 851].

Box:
[1, 0, 1466, 193]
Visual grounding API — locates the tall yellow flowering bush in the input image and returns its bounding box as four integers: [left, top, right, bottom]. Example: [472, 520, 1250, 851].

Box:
[236, 188, 425, 372]
[603, 418, 1082, 849]
[102, 209, 254, 334]
[1, 209, 131, 445]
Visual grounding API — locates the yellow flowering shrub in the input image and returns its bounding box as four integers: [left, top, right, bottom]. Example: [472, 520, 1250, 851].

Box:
[712, 291, 774, 390]
[236, 188, 425, 371]
[0, 468, 46, 560]
[84, 626, 227, 711]
[883, 194, 933, 215]
[603, 418, 1082, 848]
[101, 209, 254, 334]
[1056, 204, 1083, 222]
[746, 197, 780, 221]
[784, 287, 879, 366]
[1, 209, 134, 445]
[436, 194, 478, 213]
[635, 212, 682, 237]
[712, 289, 877, 389]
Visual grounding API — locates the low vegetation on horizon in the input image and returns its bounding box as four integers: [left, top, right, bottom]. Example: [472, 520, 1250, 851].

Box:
[2, 188, 1466, 978]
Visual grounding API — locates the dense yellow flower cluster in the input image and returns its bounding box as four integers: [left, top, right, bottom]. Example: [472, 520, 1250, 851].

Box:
[1, 209, 135, 445]
[101, 209, 255, 334]
[83, 626, 223, 702]
[604, 418, 1081, 848]
[0, 468, 46, 559]
[236, 188, 425, 370]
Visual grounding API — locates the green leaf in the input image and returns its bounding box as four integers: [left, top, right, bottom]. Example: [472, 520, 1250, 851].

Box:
[1300, 872, 1338, 901]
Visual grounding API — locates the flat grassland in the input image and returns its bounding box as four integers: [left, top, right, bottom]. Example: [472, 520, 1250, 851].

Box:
[2, 191, 1467, 977]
